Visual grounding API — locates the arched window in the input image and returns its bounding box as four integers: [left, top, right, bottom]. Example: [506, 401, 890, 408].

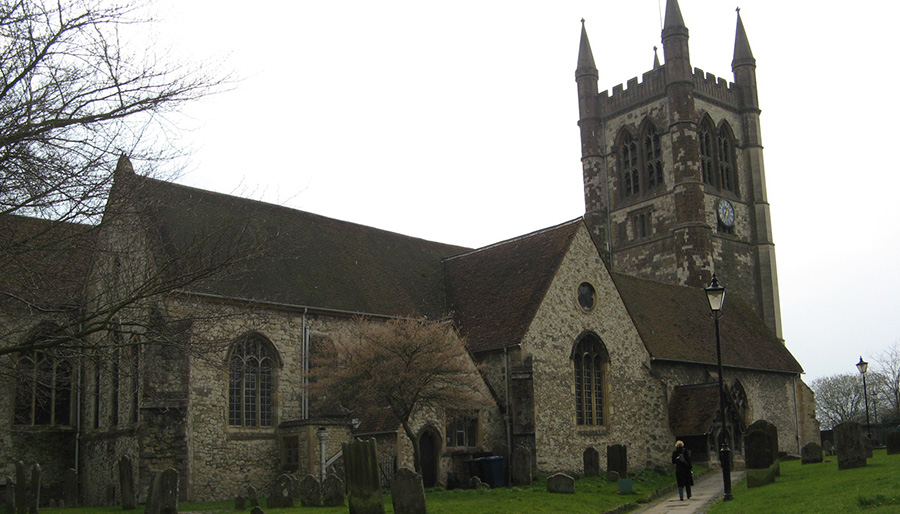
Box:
[643, 124, 664, 190]
[573, 334, 609, 426]
[717, 124, 736, 192]
[618, 132, 640, 197]
[731, 380, 749, 423]
[14, 350, 73, 426]
[228, 333, 279, 427]
[698, 119, 716, 185]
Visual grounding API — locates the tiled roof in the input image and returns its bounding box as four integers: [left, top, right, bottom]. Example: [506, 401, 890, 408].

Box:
[668, 383, 719, 436]
[444, 220, 582, 353]
[119, 174, 469, 318]
[0, 214, 95, 313]
[611, 273, 802, 373]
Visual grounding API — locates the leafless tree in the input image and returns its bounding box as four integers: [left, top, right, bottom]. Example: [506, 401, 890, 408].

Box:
[312, 317, 488, 474]
[873, 340, 900, 422]
[810, 372, 891, 430]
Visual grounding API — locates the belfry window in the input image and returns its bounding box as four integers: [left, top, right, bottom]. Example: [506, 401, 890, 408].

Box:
[699, 121, 716, 185]
[573, 334, 609, 426]
[229, 333, 279, 427]
[618, 133, 640, 197]
[718, 126, 736, 192]
[643, 125, 663, 189]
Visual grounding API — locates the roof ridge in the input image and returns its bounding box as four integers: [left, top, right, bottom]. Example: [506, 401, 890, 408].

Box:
[443, 217, 583, 261]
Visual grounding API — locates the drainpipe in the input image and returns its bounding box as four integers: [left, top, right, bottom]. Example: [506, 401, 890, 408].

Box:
[504, 346, 512, 452]
[792, 375, 801, 453]
[316, 427, 329, 482]
[302, 308, 309, 420]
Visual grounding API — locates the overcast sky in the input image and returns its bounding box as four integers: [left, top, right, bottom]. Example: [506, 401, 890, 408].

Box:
[143, 0, 900, 383]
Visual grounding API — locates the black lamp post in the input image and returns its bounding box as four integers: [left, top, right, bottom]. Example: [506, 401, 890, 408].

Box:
[856, 356, 871, 438]
[705, 274, 733, 501]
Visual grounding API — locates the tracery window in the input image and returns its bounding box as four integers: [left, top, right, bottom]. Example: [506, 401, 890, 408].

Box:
[699, 120, 716, 185]
[573, 334, 609, 426]
[643, 125, 664, 189]
[717, 125, 736, 192]
[14, 350, 73, 426]
[618, 132, 640, 197]
[228, 333, 279, 427]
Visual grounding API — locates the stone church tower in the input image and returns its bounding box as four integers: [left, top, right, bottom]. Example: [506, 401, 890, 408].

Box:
[577, 0, 781, 338]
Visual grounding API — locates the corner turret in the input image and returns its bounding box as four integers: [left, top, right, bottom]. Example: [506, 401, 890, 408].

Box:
[576, 19, 599, 121]
[661, 0, 691, 85]
[732, 9, 759, 110]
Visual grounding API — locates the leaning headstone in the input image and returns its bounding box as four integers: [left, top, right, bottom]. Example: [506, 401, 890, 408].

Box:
[468, 476, 489, 490]
[27, 463, 39, 514]
[14, 462, 26, 514]
[747, 420, 780, 476]
[118, 456, 136, 510]
[607, 444, 627, 477]
[511, 446, 532, 486]
[835, 422, 867, 470]
[606, 470, 619, 483]
[801, 442, 823, 464]
[390, 468, 427, 514]
[63, 469, 78, 507]
[250, 506, 265, 514]
[546, 473, 575, 494]
[157, 468, 178, 514]
[886, 431, 900, 455]
[267, 474, 294, 509]
[322, 475, 345, 507]
[342, 438, 385, 514]
[298, 474, 321, 507]
[234, 495, 246, 510]
[247, 486, 260, 508]
[744, 430, 777, 487]
[583, 447, 600, 477]
[864, 436, 874, 458]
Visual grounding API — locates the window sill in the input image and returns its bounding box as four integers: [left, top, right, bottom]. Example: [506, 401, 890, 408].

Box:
[226, 429, 277, 441]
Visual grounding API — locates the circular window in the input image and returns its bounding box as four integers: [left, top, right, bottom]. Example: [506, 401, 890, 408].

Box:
[577, 282, 596, 310]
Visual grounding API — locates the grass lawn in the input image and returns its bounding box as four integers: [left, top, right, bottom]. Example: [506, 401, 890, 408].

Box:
[35, 468, 682, 514]
[708, 449, 900, 514]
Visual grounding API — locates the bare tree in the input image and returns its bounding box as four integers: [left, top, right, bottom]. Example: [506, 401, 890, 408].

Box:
[810, 373, 888, 430]
[313, 317, 488, 473]
[873, 340, 900, 422]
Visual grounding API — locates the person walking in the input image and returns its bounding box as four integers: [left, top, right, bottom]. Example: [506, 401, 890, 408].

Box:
[672, 440, 693, 501]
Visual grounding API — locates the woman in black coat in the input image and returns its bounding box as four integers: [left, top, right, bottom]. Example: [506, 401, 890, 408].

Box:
[672, 440, 693, 500]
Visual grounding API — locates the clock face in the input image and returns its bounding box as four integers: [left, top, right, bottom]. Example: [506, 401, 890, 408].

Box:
[717, 199, 735, 228]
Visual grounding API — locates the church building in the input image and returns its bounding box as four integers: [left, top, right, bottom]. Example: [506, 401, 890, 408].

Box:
[0, 0, 817, 505]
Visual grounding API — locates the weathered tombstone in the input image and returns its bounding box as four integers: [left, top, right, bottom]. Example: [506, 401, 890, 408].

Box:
[234, 495, 246, 510]
[744, 430, 777, 487]
[468, 476, 489, 490]
[606, 470, 619, 483]
[343, 438, 385, 514]
[2, 475, 14, 514]
[617, 478, 634, 494]
[267, 474, 294, 509]
[157, 468, 178, 514]
[298, 474, 320, 508]
[144, 471, 160, 514]
[886, 431, 900, 455]
[864, 436, 874, 459]
[27, 463, 39, 514]
[118, 456, 136, 510]
[801, 442, 823, 464]
[63, 469, 78, 508]
[390, 468, 427, 514]
[289, 475, 300, 498]
[546, 473, 575, 494]
[322, 475, 345, 507]
[583, 447, 600, 477]
[247, 485, 259, 508]
[510, 446, 532, 486]
[250, 506, 265, 514]
[607, 444, 627, 477]
[747, 420, 780, 476]
[47, 499, 56, 508]
[14, 462, 26, 514]
[835, 422, 867, 470]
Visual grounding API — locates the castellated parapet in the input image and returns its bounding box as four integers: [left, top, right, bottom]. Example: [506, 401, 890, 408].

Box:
[596, 65, 743, 119]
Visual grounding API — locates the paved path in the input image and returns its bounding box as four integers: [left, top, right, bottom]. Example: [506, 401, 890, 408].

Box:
[629, 471, 745, 514]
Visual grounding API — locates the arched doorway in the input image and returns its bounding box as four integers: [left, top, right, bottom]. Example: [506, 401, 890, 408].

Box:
[418, 429, 440, 487]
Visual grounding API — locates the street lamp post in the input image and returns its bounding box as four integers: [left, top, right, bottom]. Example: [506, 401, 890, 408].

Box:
[856, 357, 871, 438]
[705, 274, 733, 502]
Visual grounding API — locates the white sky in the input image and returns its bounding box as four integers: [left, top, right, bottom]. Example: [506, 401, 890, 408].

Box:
[142, 0, 900, 383]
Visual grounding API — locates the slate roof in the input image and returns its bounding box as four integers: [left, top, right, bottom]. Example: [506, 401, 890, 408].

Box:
[443, 220, 582, 353]
[611, 273, 802, 374]
[668, 383, 720, 437]
[118, 171, 469, 318]
[0, 214, 95, 313]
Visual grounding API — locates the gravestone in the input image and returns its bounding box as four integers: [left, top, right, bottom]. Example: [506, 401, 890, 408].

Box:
[250, 506, 264, 514]
[835, 422, 866, 470]
[247, 486, 259, 507]
[617, 478, 634, 494]
[390, 468, 427, 514]
[27, 463, 39, 514]
[144, 471, 160, 514]
[864, 436, 873, 459]
[298, 474, 321, 507]
[146, 468, 178, 514]
[546, 473, 575, 494]
[14, 461, 26, 514]
[63, 469, 78, 507]
[607, 444, 627, 477]
[268, 474, 294, 509]
[886, 431, 900, 455]
[801, 442, 823, 464]
[235, 495, 246, 510]
[322, 475, 345, 507]
[511, 446, 532, 486]
[343, 438, 385, 514]
[747, 420, 780, 476]
[2, 475, 14, 514]
[583, 447, 600, 477]
[118, 456, 136, 510]
[744, 430, 777, 487]
[468, 476, 489, 490]
[289, 475, 300, 498]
